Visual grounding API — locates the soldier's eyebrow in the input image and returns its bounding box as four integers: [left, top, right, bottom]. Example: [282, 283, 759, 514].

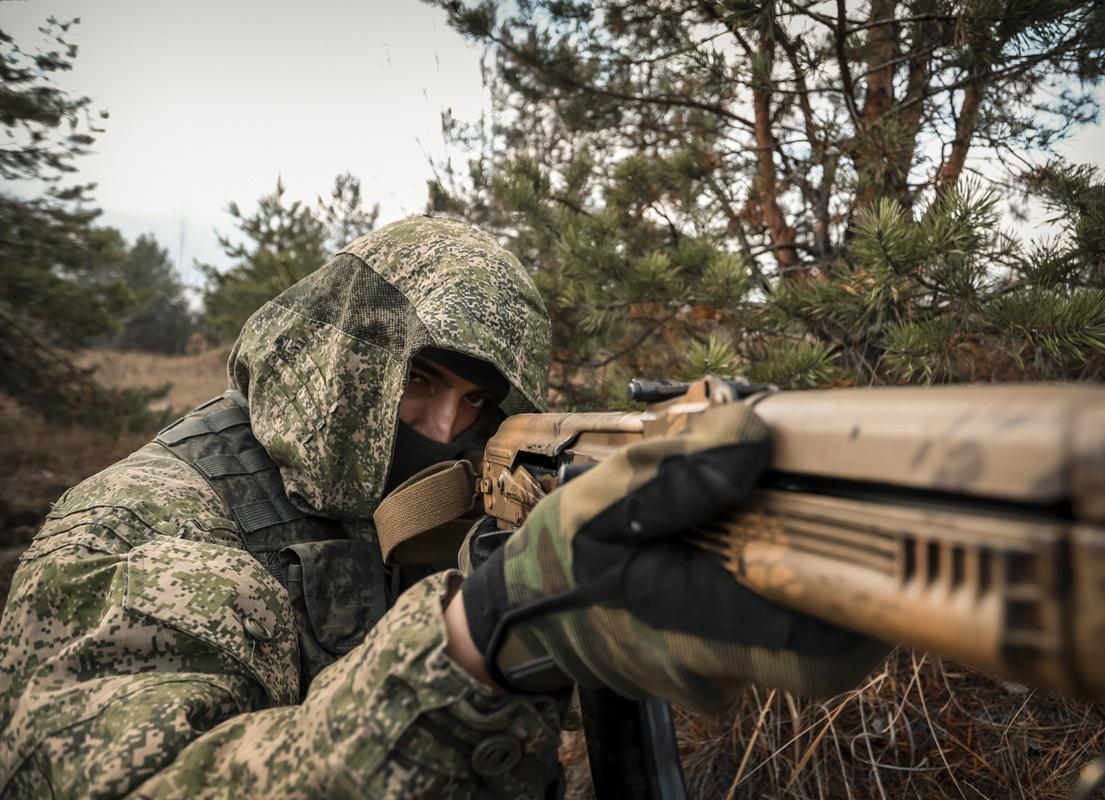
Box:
[410, 358, 445, 380]
[410, 355, 492, 397]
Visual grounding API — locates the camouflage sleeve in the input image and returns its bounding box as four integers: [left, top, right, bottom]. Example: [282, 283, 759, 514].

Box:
[132, 571, 564, 799]
[0, 516, 562, 798]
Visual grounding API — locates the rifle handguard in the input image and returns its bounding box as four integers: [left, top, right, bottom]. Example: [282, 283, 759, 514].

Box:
[476, 379, 1105, 702]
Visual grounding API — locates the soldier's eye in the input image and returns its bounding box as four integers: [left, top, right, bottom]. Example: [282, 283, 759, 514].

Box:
[463, 393, 488, 409]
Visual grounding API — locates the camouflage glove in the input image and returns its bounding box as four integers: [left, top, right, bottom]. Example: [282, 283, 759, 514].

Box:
[462, 403, 888, 712]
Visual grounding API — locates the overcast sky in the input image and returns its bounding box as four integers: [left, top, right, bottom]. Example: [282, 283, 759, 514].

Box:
[3, 0, 489, 290]
[3, 0, 1104, 298]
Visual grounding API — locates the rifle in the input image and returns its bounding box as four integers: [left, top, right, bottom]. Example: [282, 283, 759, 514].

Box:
[464, 378, 1105, 799]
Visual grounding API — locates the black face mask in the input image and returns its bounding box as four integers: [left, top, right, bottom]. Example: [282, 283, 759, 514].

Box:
[383, 420, 485, 497]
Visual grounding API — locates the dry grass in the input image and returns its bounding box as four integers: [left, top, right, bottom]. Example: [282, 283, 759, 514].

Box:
[0, 395, 150, 601]
[559, 649, 1105, 799]
[76, 347, 230, 412]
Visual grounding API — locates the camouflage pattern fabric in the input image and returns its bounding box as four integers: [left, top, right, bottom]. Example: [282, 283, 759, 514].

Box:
[0, 215, 559, 797]
[471, 403, 888, 711]
[229, 215, 550, 521]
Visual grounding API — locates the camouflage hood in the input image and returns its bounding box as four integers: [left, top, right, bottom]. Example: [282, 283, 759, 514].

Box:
[227, 215, 550, 520]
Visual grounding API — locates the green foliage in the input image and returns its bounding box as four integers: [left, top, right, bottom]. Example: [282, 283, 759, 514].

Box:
[0, 202, 138, 346]
[747, 340, 839, 389]
[680, 336, 742, 382]
[316, 171, 380, 255]
[770, 177, 1105, 385]
[427, 0, 1105, 405]
[106, 235, 197, 355]
[1027, 161, 1105, 281]
[102, 233, 179, 301]
[201, 178, 328, 341]
[984, 288, 1105, 375]
[880, 318, 962, 383]
[112, 295, 196, 356]
[0, 16, 103, 183]
[202, 174, 379, 341]
[0, 16, 141, 348]
[700, 252, 751, 306]
[0, 17, 188, 430]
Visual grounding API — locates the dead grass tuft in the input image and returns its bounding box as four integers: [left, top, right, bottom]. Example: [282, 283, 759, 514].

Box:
[559, 648, 1105, 798]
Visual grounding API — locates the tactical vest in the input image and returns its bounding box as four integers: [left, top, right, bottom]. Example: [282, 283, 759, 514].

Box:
[158, 393, 566, 797]
[155, 391, 392, 690]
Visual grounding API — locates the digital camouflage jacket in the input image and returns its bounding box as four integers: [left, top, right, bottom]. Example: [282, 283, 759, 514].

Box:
[0, 216, 561, 798]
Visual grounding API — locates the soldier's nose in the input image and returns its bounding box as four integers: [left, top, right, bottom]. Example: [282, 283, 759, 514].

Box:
[423, 400, 457, 444]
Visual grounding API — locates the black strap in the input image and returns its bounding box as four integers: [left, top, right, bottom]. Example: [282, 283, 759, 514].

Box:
[195, 447, 276, 479]
[157, 405, 250, 446]
[233, 496, 307, 533]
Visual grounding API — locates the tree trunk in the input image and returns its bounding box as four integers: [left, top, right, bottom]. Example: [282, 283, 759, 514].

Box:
[861, 0, 900, 124]
[750, 37, 801, 275]
[891, 48, 931, 207]
[936, 81, 985, 189]
[854, 0, 900, 209]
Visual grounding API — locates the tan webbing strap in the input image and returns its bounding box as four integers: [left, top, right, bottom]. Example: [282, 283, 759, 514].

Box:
[374, 460, 477, 564]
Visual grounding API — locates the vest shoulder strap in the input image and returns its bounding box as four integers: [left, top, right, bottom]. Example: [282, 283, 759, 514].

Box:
[155, 391, 339, 584]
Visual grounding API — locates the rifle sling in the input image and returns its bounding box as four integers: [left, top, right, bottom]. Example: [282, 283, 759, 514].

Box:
[374, 459, 477, 565]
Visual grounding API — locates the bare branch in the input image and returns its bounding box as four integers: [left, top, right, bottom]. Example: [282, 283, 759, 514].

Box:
[486, 29, 757, 130]
[935, 78, 986, 189]
[834, 0, 862, 124]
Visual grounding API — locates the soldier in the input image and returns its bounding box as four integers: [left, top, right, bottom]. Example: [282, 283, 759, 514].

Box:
[0, 216, 882, 797]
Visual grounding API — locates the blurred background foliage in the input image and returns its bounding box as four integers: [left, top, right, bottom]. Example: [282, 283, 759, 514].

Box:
[5, 4, 1104, 421]
[0, 16, 379, 424]
[0, 16, 175, 429]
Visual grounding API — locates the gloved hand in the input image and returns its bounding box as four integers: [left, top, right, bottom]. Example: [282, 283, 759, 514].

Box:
[461, 403, 888, 712]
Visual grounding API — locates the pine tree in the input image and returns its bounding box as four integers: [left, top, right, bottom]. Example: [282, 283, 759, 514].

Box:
[0, 17, 171, 427]
[201, 178, 329, 341]
[425, 0, 1105, 404]
[107, 234, 196, 355]
[0, 17, 135, 346]
[201, 173, 381, 341]
[315, 171, 380, 256]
